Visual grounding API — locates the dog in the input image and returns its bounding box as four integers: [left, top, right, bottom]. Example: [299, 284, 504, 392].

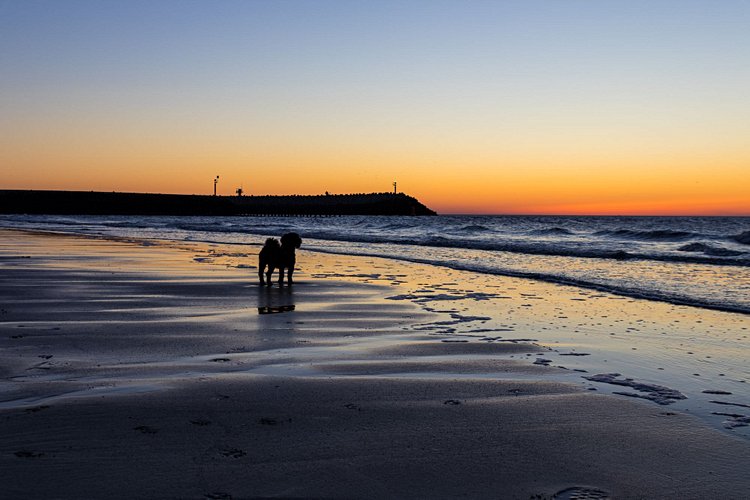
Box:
[258, 232, 302, 285]
[258, 237, 280, 285]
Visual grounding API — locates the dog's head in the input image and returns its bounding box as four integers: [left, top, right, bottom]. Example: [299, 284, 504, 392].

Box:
[263, 237, 280, 250]
[281, 232, 302, 249]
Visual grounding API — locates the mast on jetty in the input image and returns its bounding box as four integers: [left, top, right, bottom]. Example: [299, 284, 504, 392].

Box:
[213, 176, 219, 196]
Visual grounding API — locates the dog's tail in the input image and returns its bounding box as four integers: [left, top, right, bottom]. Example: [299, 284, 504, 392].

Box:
[263, 237, 280, 249]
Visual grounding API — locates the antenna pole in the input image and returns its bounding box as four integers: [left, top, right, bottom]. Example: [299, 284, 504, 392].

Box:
[214, 176, 220, 196]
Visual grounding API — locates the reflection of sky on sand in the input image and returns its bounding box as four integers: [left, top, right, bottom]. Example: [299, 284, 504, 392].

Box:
[302, 238, 750, 314]
[4, 233, 747, 440]
[164, 242, 750, 437]
[298, 252, 750, 438]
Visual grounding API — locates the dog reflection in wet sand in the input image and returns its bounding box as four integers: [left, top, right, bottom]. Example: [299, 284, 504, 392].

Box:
[258, 304, 295, 314]
[258, 232, 302, 286]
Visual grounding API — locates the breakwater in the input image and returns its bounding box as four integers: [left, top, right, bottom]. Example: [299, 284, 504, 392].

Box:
[0, 190, 437, 216]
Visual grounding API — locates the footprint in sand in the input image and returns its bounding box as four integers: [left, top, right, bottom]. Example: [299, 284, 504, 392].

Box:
[24, 405, 50, 414]
[220, 448, 246, 458]
[133, 425, 158, 434]
[204, 492, 232, 500]
[552, 486, 610, 499]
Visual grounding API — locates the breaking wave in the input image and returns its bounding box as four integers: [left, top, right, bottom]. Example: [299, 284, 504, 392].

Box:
[594, 229, 698, 241]
[2, 213, 749, 314]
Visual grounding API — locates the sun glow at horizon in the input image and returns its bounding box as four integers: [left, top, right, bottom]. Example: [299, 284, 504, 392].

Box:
[1, 1, 749, 216]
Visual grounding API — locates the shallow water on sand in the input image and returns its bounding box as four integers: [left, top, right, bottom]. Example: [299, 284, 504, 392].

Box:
[154, 239, 750, 438]
[3, 214, 749, 314]
[287, 252, 750, 438]
[2, 231, 749, 440]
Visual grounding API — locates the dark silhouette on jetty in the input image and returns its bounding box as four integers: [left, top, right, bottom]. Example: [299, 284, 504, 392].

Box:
[0, 190, 437, 216]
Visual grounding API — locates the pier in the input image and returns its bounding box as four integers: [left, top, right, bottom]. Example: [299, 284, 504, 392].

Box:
[0, 190, 437, 216]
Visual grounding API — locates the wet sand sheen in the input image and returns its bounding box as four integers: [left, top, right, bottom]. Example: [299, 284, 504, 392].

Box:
[1, 229, 749, 499]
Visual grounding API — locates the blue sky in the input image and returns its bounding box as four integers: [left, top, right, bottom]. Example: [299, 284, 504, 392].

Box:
[2, 1, 749, 213]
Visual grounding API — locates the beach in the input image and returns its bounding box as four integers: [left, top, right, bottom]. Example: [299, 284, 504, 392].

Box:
[2, 229, 750, 499]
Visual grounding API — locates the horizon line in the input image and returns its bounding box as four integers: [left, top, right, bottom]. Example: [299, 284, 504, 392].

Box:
[2, 187, 747, 217]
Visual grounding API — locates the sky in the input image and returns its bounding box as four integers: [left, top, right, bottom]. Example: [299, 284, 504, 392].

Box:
[1, 0, 749, 215]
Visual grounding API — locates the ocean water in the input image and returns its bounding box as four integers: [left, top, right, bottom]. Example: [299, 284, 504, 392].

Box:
[2, 214, 749, 314]
[3, 213, 750, 437]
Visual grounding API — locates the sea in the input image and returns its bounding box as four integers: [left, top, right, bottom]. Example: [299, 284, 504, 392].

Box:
[2, 213, 749, 315]
[3, 213, 750, 436]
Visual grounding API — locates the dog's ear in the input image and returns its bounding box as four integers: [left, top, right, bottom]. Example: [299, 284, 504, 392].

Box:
[282, 233, 299, 247]
[285, 232, 301, 248]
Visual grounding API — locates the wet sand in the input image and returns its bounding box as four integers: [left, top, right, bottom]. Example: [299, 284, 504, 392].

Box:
[1, 229, 750, 499]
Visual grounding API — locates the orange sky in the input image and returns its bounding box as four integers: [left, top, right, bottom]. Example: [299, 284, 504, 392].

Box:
[2, 2, 749, 215]
[3, 115, 747, 215]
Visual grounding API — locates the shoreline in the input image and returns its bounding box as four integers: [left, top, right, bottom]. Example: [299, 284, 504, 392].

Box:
[2, 229, 750, 498]
[3, 228, 750, 433]
[4, 213, 748, 316]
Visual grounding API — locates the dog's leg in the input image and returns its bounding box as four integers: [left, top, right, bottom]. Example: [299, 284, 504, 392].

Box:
[266, 266, 274, 286]
[277, 266, 285, 284]
[258, 257, 266, 285]
[287, 256, 296, 284]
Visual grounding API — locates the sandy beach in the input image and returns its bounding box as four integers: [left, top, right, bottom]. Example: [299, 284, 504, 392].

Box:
[2, 229, 750, 499]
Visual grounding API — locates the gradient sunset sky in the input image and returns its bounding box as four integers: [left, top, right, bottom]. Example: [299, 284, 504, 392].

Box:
[1, 0, 748, 215]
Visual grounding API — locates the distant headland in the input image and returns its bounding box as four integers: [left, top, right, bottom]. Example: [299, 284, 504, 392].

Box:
[0, 190, 437, 216]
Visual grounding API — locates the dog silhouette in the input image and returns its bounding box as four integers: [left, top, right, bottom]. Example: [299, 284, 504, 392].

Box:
[258, 232, 302, 285]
